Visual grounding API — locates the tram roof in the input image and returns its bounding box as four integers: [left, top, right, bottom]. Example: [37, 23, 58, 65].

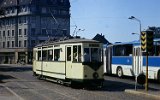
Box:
[35, 38, 100, 47]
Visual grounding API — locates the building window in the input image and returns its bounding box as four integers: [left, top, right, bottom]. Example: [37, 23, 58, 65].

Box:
[24, 29, 27, 35]
[31, 40, 35, 46]
[52, 29, 56, 35]
[19, 6, 23, 12]
[7, 41, 10, 47]
[19, 41, 22, 47]
[23, 16, 27, 23]
[0, 31, 1, 37]
[31, 28, 36, 36]
[11, 18, 15, 25]
[12, 30, 14, 36]
[6, 20, 9, 25]
[19, 29, 22, 35]
[3, 42, 5, 48]
[7, 30, 10, 37]
[18, 17, 22, 24]
[3, 31, 5, 37]
[41, 29, 46, 36]
[62, 29, 67, 36]
[24, 40, 27, 47]
[24, 6, 27, 12]
[31, 16, 36, 23]
[12, 41, 14, 47]
[42, 7, 47, 13]
[11, 7, 15, 13]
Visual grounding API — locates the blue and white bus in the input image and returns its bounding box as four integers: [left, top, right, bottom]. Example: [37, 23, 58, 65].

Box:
[103, 39, 160, 82]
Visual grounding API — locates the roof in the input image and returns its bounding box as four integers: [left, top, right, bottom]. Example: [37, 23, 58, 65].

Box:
[35, 38, 100, 47]
[92, 33, 110, 44]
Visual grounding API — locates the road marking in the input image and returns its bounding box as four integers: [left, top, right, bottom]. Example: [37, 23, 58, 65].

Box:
[5, 86, 24, 100]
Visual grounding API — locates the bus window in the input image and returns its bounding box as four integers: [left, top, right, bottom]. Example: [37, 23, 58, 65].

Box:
[38, 51, 41, 61]
[113, 45, 132, 56]
[42, 50, 47, 61]
[153, 45, 160, 56]
[84, 48, 90, 62]
[48, 50, 53, 61]
[54, 49, 60, 61]
[67, 47, 71, 61]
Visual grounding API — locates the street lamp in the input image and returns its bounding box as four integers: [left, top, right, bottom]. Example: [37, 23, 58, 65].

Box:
[128, 16, 142, 91]
[131, 33, 140, 39]
[128, 16, 141, 41]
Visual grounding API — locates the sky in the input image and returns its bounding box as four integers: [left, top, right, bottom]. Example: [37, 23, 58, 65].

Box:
[70, 0, 160, 43]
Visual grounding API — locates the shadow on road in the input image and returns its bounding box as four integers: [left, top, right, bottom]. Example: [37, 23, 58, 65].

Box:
[0, 74, 16, 83]
[0, 66, 32, 72]
[84, 80, 159, 92]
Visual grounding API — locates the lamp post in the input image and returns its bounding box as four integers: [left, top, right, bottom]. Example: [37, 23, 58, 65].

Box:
[128, 16, 142, 91]
[128, 16, 141, 41]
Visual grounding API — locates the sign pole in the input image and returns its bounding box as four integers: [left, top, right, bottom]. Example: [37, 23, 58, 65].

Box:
[145, 51, 148, 91]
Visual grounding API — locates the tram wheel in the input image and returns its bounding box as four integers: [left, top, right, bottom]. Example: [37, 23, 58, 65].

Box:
[117, 67, 123, 78]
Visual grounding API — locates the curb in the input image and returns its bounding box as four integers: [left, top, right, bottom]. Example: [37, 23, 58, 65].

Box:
[125, 89, 160, 100]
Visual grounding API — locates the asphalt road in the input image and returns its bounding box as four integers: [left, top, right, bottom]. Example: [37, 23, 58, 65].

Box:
[0, 65, 159, 100]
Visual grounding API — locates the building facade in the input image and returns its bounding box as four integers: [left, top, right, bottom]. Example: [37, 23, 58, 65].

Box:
[0, 0, 70, 64]
[147, 26, 160, 39]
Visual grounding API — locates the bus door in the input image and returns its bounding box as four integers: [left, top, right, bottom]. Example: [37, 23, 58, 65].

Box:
[104, 46, 112, 74]
[133, 46, 142, 76]
[65, 46, 72, 78]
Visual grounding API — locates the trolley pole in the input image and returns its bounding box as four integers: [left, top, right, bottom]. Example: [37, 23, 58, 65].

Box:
[145, 51, 149, 91]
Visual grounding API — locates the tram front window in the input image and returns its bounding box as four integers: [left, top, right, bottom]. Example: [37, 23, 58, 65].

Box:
[91, 48, 100, 62]
[84, 48, 101, 62]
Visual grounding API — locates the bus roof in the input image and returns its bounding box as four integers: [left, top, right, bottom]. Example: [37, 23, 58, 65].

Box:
[35, 38, 100, 47]
[104, 38, 160, 47]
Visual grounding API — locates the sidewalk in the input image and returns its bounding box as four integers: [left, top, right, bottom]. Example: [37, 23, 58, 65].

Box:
[125, 89, 160, 100]
[0, 84, 24, 100]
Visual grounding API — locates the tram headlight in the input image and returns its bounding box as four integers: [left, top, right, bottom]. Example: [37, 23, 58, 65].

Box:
[93, 72, 99, 79]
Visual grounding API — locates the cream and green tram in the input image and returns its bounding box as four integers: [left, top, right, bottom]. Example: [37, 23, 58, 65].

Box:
[33, 38, 104, 86]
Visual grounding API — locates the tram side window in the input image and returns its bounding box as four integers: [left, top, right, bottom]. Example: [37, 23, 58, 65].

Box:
[73, 45, 81, 62]
[42, 50, 47, 61]
[78, 46, 81, 62]
[84, 48, 90, 62]
[48, 50, 53, 61]
[38, 51, 41, 60]
[54, 49, 60, 61]
[73, 46, 77, 62]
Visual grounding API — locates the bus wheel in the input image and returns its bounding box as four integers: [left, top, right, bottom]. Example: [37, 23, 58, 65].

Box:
[117, 67, 123, 78]
[158, 70, 160, 83]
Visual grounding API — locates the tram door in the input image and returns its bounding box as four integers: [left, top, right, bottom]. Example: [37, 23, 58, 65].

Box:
[65, 46, 72, 78]
[133, 46, 142, 76]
